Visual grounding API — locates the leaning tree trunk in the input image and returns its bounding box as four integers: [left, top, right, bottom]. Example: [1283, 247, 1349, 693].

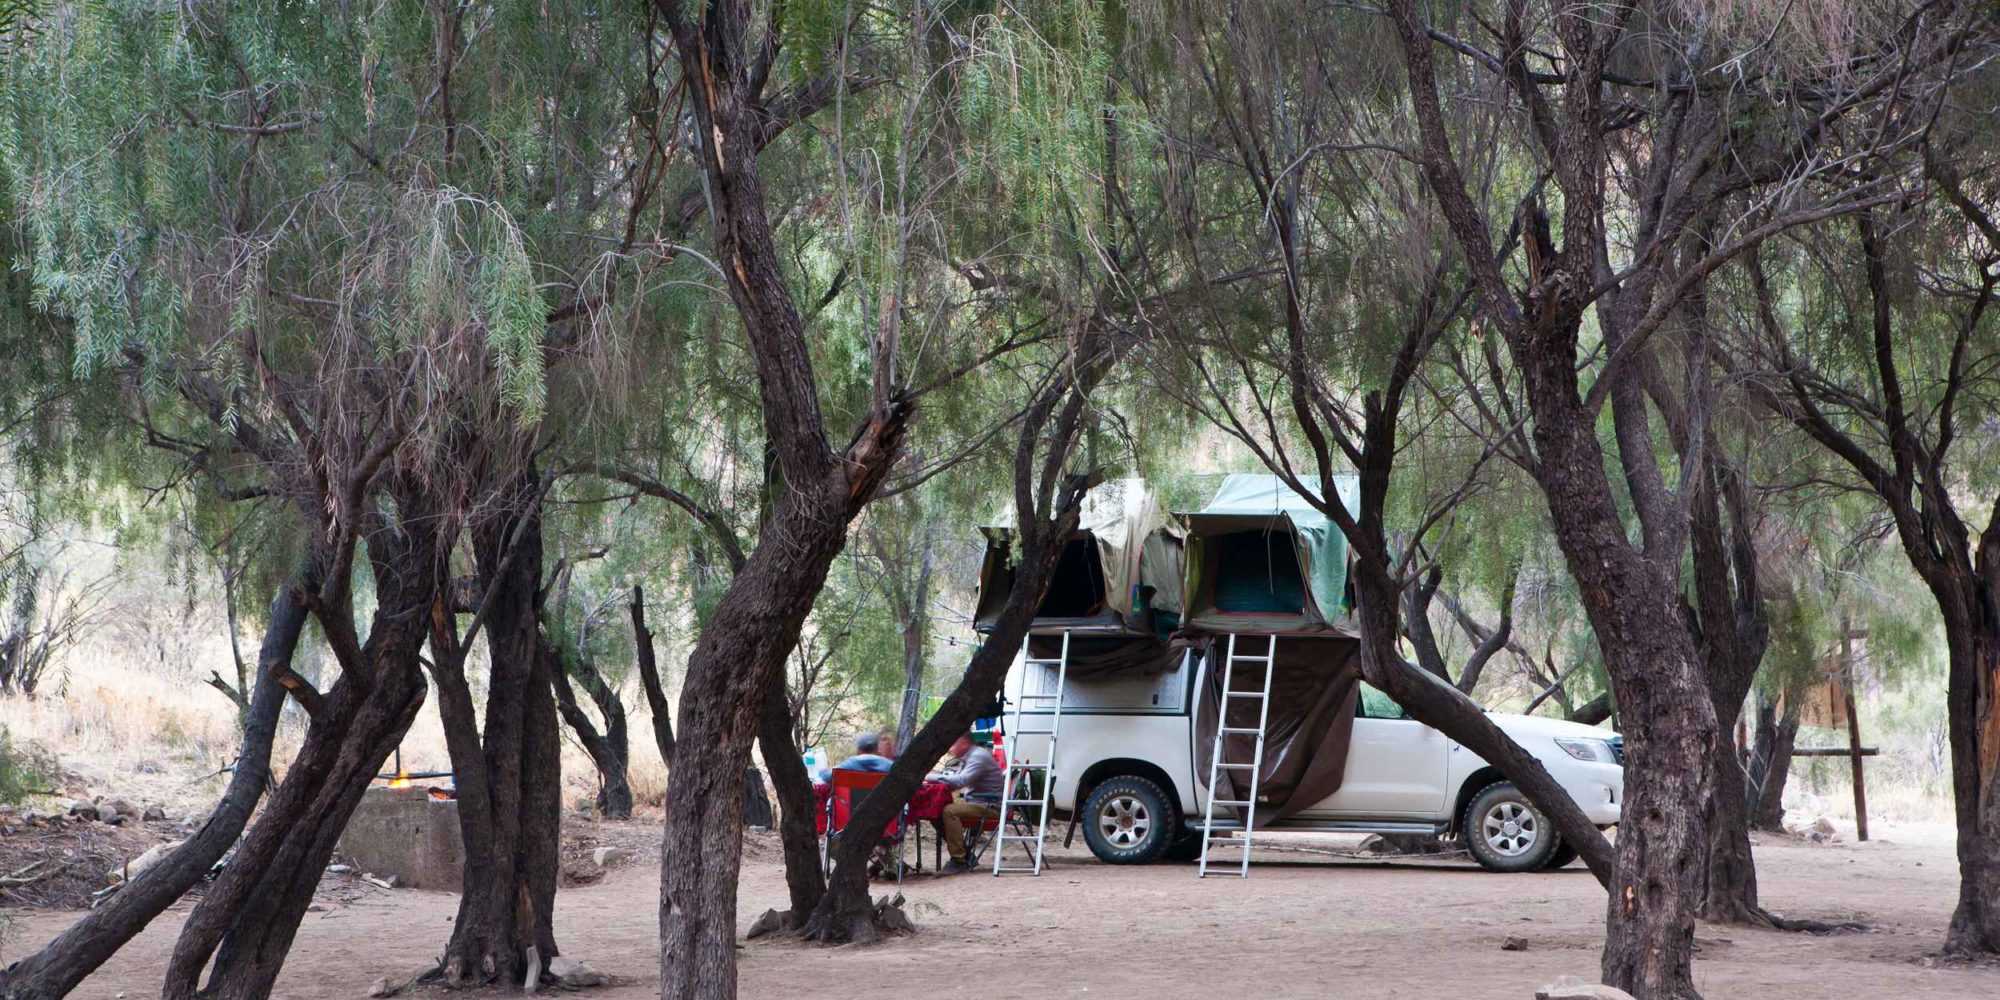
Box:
[433, 494, 562, 986]
[658, 482, 869, 1000]
[806, 484, 1089, 942]
[162, 594, 435, 997]
[0, 566, 314, 1000]
[162, 510, 443, 1000]
[1747, 692, 1799, 832]
[1516, 358, 1717, 999]
[548, 635, 635, 819]
[1942, 618, 2000, 955]
[1344, 544, 1616, 886]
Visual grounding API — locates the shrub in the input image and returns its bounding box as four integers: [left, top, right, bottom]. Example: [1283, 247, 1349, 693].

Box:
[0, 725, 56, 804]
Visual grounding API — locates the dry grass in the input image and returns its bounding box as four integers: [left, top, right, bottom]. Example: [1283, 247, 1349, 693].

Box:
[0, 631, 683, 819]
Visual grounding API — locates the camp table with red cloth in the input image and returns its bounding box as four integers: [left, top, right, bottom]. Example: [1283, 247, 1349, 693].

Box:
[906, 780, 956, 822]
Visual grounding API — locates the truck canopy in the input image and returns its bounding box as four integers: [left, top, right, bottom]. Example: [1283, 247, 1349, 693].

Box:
[974, 478, 1184, 636]
[1179, 473, 1358, 635]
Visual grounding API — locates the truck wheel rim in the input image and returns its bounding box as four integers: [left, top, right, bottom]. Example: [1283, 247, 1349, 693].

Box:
[1481, 801, 1538, 857]
[1099, 795, 1151, 849]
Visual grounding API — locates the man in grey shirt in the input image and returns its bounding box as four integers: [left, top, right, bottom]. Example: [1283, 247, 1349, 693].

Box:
[935, 731, 1002, 873]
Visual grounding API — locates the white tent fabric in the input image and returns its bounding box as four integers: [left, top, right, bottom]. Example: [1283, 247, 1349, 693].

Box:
[973, 478, 1183, 632]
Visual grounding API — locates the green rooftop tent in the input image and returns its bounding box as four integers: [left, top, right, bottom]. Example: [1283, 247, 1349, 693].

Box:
[1177, 472, 1358, 636]
[1178, 473, 1364, 826]
[973, 478, 1185, 638]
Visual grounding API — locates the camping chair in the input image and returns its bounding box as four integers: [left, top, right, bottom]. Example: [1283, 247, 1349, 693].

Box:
[932, 800, 1000, 872]
[820, 768, 908, 885]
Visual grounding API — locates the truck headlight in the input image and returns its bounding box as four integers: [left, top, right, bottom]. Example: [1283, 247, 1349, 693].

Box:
[1555, 737, 1616, 763]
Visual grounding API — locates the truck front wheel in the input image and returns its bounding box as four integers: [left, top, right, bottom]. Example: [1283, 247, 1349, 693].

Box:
[1462, 781, 1559, 873]
[1081, 776, 1176, 864]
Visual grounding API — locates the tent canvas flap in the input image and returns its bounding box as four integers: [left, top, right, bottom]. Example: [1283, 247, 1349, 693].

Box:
[1192, 635, 1361, 825]
[973, 479, 1184, 634]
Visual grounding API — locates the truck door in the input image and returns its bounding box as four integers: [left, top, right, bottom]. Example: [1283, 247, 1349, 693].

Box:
[1315, 682, 1449, 818]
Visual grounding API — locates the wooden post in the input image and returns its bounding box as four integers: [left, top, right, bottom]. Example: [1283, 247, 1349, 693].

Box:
[1840, 620, 1868, 842]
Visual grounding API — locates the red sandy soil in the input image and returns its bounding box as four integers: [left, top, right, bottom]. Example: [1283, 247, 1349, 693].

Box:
[9, 819, 1997, 999]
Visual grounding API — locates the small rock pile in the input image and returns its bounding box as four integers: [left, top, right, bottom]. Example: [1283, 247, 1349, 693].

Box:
[57, 797, 171, 827]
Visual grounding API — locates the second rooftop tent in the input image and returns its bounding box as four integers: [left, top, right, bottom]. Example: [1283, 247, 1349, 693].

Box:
[973, 478, 1186, 639]
[1177, 473, 1358, 635]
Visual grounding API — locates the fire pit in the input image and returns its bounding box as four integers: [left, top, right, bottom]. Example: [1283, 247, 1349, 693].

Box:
[337, 781, 463, 890]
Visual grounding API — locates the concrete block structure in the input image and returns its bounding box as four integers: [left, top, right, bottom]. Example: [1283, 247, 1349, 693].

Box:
[337, 784, 464, 891]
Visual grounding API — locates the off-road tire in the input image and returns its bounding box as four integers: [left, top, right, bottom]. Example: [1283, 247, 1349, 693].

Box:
[1080, 776, 1176, 864]
[1462, 781, 1559, 873]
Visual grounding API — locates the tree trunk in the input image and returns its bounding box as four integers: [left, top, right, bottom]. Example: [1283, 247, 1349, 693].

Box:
[1346, 552, 1616, 886]
[1701, 725, 1762, 924]
[161, 511, 442, 1000]
[433, 492, 562, 986]
[1592, 606, 1714, 1000]
[1515, 347, 1715, 999]
[647, 4, 911, 994]
[1942, 622, 2000, 955]
[657, 484, 867, 1000]
[630, 584, 676, 764]
[806, 483, 1090, 943]
[895, 616, 926, 748]
[0, 567, 314, 1000]
[760, 675, 822, 922]
[1746, 692, 1798, 832]
[548, 635, 635, 819]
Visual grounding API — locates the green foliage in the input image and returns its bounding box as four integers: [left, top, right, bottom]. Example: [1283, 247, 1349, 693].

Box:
[0, 725, 54, 804]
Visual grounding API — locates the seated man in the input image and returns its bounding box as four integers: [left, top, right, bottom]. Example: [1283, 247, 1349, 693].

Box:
[818, 732, 894, 782]
[935, 731, 1002, 875]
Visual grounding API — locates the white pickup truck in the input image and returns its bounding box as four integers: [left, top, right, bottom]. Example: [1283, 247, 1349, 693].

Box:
[1000, 641, 1624, 872]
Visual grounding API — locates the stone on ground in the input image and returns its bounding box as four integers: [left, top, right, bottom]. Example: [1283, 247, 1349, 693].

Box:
[1535, 975, 1637, 999]
[547, 956, 608, 988]
[591, 845, 629, 868]
[744, 908, 787, 940]
[67, 800, 99, 821]
[143, 804, 168, 821]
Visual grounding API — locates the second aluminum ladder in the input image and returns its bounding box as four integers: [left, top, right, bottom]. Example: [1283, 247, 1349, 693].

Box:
[1197, 633, 1276, 878]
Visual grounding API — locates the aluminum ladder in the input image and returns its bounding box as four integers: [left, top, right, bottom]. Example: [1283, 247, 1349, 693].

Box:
[992, 630, 1070, 876]
[1198, 633, 1277, 878]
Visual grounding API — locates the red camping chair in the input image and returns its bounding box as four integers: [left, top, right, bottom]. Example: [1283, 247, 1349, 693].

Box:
[819, 768, 908, 884]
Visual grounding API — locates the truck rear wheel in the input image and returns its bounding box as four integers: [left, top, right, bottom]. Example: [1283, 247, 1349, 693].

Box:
[1081, 776, 1176, 864]
[1462, 781, 1559, 873]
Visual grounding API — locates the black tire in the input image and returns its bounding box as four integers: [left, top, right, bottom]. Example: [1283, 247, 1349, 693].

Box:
[1080, 775, 1177, 864]
[1543, 840, 1580, 870]
[1461, 781, 1559, 873]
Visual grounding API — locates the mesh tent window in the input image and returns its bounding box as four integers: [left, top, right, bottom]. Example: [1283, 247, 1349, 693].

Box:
[1208, 529, 1307, 615]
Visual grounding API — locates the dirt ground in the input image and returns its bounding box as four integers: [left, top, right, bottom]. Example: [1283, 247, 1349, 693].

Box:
[8, 818, 1997, 1000]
